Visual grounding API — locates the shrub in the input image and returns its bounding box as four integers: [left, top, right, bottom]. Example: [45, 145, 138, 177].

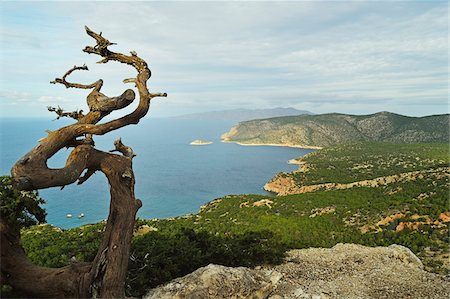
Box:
[0, 176, 46, 229]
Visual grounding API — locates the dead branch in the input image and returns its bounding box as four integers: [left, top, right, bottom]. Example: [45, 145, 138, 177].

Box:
[47, 106, 84, 120]
[150, 92, 168, 99]
[71, 25, 166, 136]
[110, 138, 136, 159]
[50, 64, 103, 91]
[78, 168, 96, 185]
[87, 89, 135, 112]
[65, 134, 95, 148]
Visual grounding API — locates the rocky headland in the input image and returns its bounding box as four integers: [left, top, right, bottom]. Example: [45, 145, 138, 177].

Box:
[221, 112, 450, 147]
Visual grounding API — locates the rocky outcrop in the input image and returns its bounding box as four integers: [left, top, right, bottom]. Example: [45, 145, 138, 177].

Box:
[263, 173, 298, 195]
[145, 264, 280, 299]
[264, 167, 449, 196]
[145, 244, 449, 299]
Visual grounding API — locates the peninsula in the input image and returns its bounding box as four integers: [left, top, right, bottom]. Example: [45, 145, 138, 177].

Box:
[221, 112, 450, 148]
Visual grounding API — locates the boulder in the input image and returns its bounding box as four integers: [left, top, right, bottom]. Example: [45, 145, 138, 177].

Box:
[145, 264, 281, 299]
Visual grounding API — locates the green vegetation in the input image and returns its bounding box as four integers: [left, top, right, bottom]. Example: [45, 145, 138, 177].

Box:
[127, 229, 285, 296]
[0, 176, 46, 229]
[291, 142, 449, 185]
[144, 167, 448, 272]
[222, 112, 450, 147]
[2, 142, 448, 297]
[0, 176, 47, 298]
[18, 164, 447, 296]
[21, 223, 103, 268]
[18, 222, 286, 297]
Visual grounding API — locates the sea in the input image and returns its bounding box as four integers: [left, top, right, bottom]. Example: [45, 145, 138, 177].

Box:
[0, 118, 314, 229]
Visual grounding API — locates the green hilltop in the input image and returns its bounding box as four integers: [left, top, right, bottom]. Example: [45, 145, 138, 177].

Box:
[221, 112, 450, 147]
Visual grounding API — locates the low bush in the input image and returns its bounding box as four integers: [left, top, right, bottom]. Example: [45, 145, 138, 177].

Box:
[127, 228, 286, 297]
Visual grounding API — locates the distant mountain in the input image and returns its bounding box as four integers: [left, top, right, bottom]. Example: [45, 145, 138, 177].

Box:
[221, 112, 450, 147]
[173, 108, 313, 122]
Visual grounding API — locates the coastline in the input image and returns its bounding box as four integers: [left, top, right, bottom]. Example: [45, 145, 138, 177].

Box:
[221, 140, 322, 150]
[288, 159, 303, 165]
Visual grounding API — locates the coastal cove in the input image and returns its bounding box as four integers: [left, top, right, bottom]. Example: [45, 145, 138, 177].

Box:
[0, 118, 314, 228]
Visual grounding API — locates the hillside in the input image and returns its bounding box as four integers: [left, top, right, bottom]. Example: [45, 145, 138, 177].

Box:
[265, 142, 449, 191]
[221, 112, 450, 147]
[173, 107, 312, 122]
[14, 142, 449, 297]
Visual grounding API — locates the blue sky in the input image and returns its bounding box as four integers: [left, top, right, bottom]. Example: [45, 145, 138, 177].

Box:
[0, 1, 448, 118]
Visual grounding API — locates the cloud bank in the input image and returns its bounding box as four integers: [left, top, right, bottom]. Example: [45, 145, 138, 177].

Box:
[0, 1, 447, 117]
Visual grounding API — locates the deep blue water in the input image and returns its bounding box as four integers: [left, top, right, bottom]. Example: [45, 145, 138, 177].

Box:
[0, 118, 313, 228]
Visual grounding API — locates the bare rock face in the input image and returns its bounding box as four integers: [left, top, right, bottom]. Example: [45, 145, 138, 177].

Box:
[264, 173, 298, 195]
[144, 244, 449, 299]
[145, 264, 281, 299]
[269, 244, 443, 299]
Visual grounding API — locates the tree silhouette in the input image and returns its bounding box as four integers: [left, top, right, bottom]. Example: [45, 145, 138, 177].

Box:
[1, 26, 166, 298]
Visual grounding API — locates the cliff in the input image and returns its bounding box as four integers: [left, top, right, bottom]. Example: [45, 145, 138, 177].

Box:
[145, 244, 449, 299]
[221, 112, 450, 147]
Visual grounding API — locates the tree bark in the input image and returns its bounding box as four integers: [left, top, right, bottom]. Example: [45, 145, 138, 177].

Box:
[1, 26, 166, 298]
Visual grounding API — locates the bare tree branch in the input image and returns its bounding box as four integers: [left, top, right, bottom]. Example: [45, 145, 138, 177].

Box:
[73, 25, 167, 136]
[78, 168, 96, 185]
[87, 89, 136, 112]
[65, 134, 95, 148]
[50, 64, 103, 91]
[47, 106, 84, 120]
[150, 92, 168, 99]
[110, 138, 136, 159]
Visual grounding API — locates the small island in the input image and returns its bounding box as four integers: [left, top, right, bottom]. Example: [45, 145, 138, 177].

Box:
[190, 140, 213, 146]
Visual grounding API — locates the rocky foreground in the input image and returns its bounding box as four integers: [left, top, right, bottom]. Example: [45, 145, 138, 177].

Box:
[145, 244, 449, 299]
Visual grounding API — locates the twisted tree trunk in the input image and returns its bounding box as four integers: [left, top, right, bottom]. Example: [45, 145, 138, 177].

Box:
[1, 26, 166, 298]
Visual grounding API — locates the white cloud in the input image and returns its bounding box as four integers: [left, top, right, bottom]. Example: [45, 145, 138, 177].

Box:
[0, 1, 447, 118]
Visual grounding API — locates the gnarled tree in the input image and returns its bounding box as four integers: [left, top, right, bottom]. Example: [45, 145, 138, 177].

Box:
[1, 26, 166, 298]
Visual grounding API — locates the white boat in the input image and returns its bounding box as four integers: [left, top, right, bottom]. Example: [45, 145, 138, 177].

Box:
[66, 214, 73, 218]
[78, 213, 85, 218]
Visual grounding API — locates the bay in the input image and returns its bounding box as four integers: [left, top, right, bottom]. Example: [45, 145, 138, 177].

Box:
[0, 117, 313, 228]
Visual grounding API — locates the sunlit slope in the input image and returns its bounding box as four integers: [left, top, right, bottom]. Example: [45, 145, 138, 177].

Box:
[221, 112, 450, 147]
